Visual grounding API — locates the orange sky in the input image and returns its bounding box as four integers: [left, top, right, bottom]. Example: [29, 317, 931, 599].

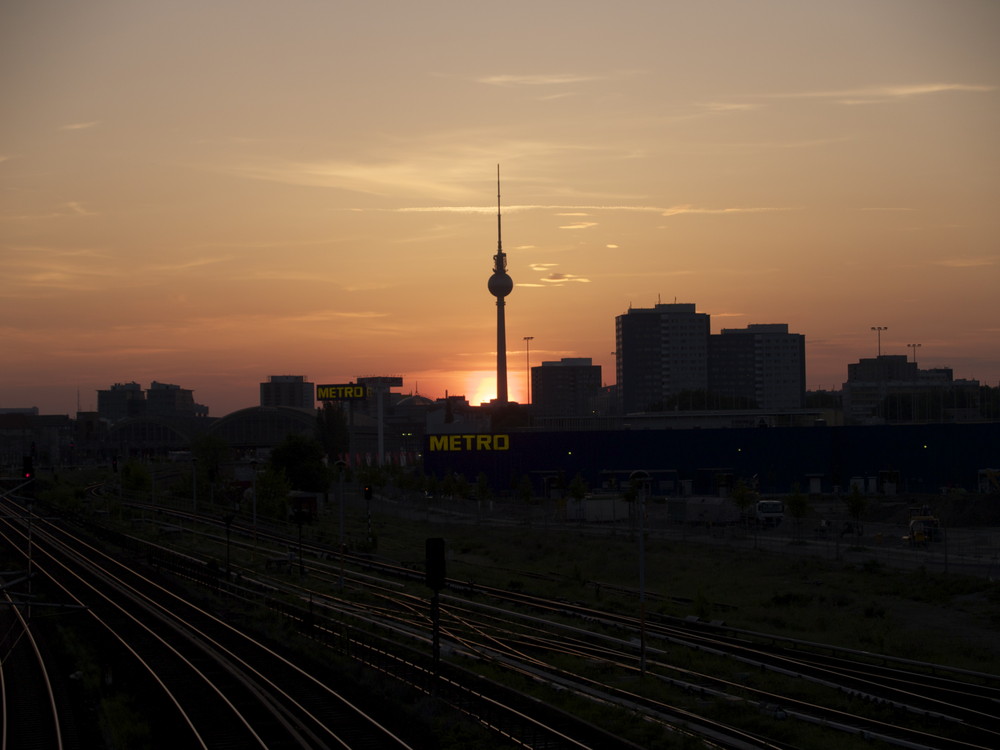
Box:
[2, 1, 998, 416]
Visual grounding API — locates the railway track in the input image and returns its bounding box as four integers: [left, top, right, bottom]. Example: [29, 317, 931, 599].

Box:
[214, 509, 1000, 749]
[0, 496, 417, 749]
[14, 488, 1000, 749]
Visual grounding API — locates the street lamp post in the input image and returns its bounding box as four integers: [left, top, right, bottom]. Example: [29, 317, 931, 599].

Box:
[334, 459, 348, 590]
[629, 470, 649, 677]
[523, 336, 534, 404]
[871, 326, 888, 357]
[250, 459, 258, 559]
[907, 343, 922, 365]
[223, 512, 235, 577]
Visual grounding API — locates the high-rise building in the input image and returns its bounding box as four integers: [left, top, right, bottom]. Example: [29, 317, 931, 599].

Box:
[615, 303, 710, 413]
[260, 375, 315, 410]
[709, 324, 805, 409]
[842, 355, 979, 424]
[98, 381, 207, 422]
[96, 382, 145, 423]
[147, 381, 207, 418]
[531, 358, 602, 417]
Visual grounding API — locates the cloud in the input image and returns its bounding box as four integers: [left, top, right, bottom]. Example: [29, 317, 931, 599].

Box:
[1, 202, 100, 222]
[559, 221, 598, 230]
[769, 83, 995, 105]
[150, 255, 234, 273]
[659, 205, 793, 217]
[229, 159, 472, 200]
[699, 102, 760, 113]
[59, 121, 100, 131]
[66, 201, 96, 216]
[543, 272, 590, 284]
[391, 204, 794, 217]
[932, 257, 997, 269]
[530, 263, 590, 285]
[279, 309, 389, 323]
[476, 73, 609, 87]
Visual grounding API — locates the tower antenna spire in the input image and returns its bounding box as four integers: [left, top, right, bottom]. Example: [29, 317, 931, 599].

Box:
[496, 164, 503, 259]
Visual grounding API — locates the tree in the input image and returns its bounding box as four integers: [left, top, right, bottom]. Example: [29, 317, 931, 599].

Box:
[191, 434, 233, 504]
[255, 465, 291, 520]
[516, 475, 533, 503]
[785, 483, 809, 541]
[843, 485, 868, 539]
[315, 402, 349, 461]
[568, 472, 588, 501]
[120, 459, 151, 493]
[476, 472, 492, 502]
[269, 434, 329, 492]
[730, 479, 757, 531]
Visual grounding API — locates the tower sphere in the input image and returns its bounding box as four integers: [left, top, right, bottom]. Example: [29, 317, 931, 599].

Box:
[488, 271, 513, 298]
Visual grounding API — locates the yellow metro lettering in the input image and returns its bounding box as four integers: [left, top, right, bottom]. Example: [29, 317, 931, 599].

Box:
[428, 434, 511, 451]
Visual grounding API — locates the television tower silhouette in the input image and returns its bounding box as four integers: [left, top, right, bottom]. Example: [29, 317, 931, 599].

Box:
[487, 166, 513, 404]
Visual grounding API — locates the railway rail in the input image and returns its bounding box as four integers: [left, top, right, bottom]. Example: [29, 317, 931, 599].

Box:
[0, 495, 418, 749]
[9, 485, 999, 749]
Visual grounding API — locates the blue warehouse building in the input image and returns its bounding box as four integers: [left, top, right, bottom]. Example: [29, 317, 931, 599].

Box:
[424, 423, 1000, 498]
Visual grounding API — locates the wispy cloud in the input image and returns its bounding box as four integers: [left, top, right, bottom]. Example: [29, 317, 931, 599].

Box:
[279, 309, 389, 323]
[932, 256, 997, 268]
[2, 201, 99, 221]
[476, 73, 609, 87]
[542, 272, 590, 284]
[528, 263, 590, 286]
[59, 121, 101, 131]
[66, 201, 96, 216]
[699, 101, 760, 113]
[150, 255, 234, 273]
[560, 221, 598, 230]
[770, 83, 995, 105]
[392, 204, 794, 217]
[659, 205, 793, 217]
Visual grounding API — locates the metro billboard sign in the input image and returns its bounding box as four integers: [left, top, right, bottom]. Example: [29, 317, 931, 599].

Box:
[316, 383, 367, 401]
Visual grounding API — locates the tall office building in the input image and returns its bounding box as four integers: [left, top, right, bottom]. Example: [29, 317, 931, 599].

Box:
[531, 358, 602, 417]
[147, 381, 207, 418]
[709, 324, 805, 409]
[260, 375, 315, 410]
[615, 303, 710, 413]
[842, 355, 979, 424]
[97, 382, 145, 423]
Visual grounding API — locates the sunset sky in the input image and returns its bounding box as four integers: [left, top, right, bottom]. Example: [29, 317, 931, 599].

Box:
[3, 0, 998, 415]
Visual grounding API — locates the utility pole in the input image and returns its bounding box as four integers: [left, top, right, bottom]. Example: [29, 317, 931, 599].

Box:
[523, 336, 534, 404]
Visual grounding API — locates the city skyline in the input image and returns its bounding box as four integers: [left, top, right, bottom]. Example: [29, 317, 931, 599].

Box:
[3, 1, 998, 416]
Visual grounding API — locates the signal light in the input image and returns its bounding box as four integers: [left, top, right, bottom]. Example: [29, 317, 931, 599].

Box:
[22, 456, 34, 480]
[363, 485, 372, 500]
[425, 537, 446, 591]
